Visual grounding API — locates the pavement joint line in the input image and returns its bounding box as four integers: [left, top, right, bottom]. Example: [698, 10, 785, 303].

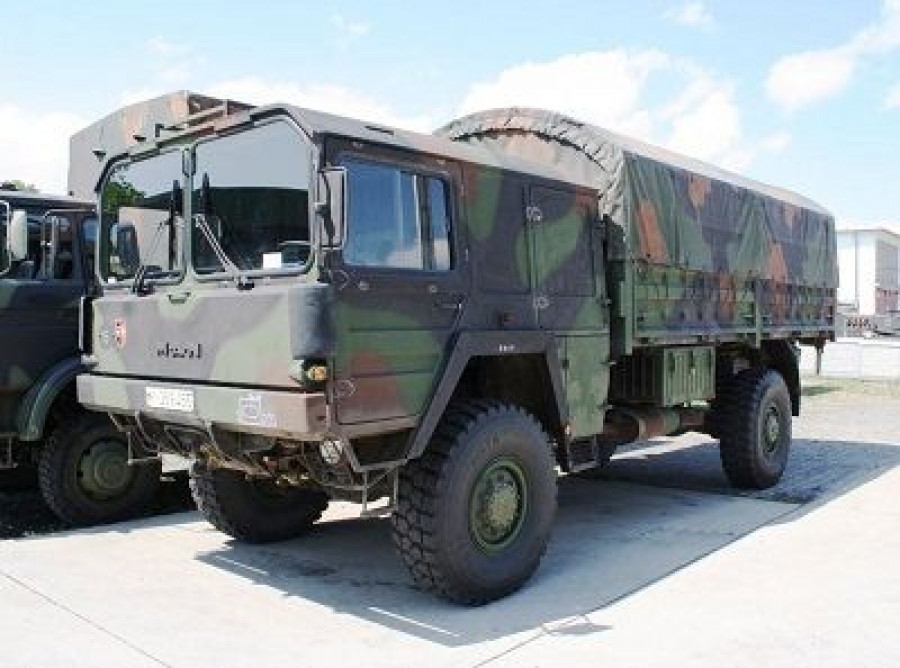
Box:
[469, 629, 547, 668]
[471, 496, 801, 667]
[0, 569, 173, 668]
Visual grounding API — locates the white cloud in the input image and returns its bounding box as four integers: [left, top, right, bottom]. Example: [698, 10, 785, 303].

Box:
[767, 0, 900, 111]
[460, 50, 670, 139]
[332, 13, 369, 39]
[147, 36, 190, 58]
[207, 77, 436, 131]
[766, 49, 857, 113]
[667, 87, 743, 167]
[760, 131, 792, 154]
[458, 49, 787, 172]
[885, 83, 900, 108]
[0, 104, 86, 194]
[117, 37, 205, 105]
[665, 2, 714, 30]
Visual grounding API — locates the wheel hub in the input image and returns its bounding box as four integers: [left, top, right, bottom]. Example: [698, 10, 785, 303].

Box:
[763, 407, 781, 453]
[78, 440, 132, 499]
[469, 458, 528, 553]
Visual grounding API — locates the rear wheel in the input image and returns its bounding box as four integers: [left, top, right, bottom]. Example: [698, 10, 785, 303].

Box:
[718, 368, 792, 489]
[38, 412, 161, 525]
[189, 463, 329, 543]
[392, 400, 557, 605]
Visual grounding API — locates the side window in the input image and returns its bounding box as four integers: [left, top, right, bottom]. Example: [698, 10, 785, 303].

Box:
[343, 158, 452, 271]
[426, 177, 451, 271]
[82, 218, 99, 279]
[42, 214, 76, 280]
[0, 204, 8, 273]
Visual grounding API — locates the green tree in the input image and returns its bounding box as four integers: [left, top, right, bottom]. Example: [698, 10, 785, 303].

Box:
[0, 180, 39, 193]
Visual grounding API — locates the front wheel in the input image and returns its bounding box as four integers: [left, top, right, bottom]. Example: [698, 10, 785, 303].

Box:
[38, 412, 161, 525]
[189, 464, 329, 543]
[718, 368, 792, 489]
[392, 400, 557, 605]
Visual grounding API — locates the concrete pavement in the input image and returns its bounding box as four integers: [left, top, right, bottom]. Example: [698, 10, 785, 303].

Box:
[1, 382, 898, 667]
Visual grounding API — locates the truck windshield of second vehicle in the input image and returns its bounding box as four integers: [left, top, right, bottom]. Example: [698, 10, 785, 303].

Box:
[99, 119, 313, 288]
[1, 200, 88, 280]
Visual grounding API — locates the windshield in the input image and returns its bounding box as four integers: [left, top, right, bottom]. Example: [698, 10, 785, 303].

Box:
[99, 150, 183, 284]
[1, 201, 85, 279]
[191, 120, 312, 275]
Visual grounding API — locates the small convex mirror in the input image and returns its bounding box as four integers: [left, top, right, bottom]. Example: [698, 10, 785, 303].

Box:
[115, 223, 141, 276]
[8, 210, 29, 262]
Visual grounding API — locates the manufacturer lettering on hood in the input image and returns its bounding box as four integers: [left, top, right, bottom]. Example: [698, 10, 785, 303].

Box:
[156, 342, 204, 360]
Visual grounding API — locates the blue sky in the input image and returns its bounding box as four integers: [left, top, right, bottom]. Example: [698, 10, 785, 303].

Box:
[2, 1, 898, 226]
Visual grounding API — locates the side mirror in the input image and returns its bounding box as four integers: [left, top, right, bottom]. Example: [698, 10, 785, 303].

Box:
[316, 167, 347, 249]
[115, 223, 141, 275]
[8, 210, 29, 262]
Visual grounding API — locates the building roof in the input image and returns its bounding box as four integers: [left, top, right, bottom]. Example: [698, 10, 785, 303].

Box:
[836, 225, 900, 241]
[0, 189, 93, 208]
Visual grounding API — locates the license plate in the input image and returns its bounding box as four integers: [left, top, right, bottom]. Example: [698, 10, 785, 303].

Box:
[145, 386, 195, 413]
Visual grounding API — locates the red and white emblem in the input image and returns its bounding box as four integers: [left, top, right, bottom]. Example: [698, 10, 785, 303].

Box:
[113, 318, 127, 349]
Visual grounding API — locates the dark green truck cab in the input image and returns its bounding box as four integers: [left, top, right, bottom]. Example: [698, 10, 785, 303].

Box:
[1, 188, 159, 523]
[77, 102, 836, 603]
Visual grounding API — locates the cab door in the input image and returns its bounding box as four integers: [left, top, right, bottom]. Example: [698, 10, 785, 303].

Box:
[527, 185, 610, 438]
[0, 210, 83, 431]
[328, 144, 466, 426]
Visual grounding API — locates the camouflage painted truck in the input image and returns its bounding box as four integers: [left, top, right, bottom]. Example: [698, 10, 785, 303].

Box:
[76, 103, 836, 603]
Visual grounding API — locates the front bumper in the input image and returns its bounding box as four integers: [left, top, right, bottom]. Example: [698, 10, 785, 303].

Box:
[77, 374, 330, 440]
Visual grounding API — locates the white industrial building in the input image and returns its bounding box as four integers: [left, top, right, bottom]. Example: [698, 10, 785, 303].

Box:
[836, 227, 900, 315]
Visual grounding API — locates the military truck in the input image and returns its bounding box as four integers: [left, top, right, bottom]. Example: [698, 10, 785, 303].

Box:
[77, 103, 836, 603]
[0, 188, 161, 523]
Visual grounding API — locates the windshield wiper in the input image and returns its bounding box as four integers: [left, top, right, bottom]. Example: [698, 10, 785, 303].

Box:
[192, 212, 239, 276]
[132, 180, 181, 295]
[194, 173, 253, 289]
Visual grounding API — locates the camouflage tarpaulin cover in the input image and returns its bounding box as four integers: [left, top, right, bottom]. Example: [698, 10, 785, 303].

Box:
[437, 108, 837, 289]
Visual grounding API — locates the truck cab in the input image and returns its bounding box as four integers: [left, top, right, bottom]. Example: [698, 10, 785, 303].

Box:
[0, 188, 160, 524]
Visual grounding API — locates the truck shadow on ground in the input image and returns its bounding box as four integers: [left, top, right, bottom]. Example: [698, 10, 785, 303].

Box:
[196, 435, 900, 647]
[0, 471, 194, 539]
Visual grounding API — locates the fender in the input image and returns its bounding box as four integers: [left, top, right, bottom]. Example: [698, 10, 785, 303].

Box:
[16, 356, 85, 441]
[405, 330, 568, 461]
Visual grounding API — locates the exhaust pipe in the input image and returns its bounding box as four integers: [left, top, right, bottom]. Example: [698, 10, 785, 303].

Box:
[603, 406, 706, 443]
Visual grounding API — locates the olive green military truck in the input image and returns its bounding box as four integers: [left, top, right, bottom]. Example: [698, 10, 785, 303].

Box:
[77, 103, 836, 603]
[0, 188, 160, 523]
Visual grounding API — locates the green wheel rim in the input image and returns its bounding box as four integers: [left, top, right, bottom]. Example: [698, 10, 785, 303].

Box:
[469, 456, 528, 554]
[763, 405, 781, 455]
[77, 439, 133, 500]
